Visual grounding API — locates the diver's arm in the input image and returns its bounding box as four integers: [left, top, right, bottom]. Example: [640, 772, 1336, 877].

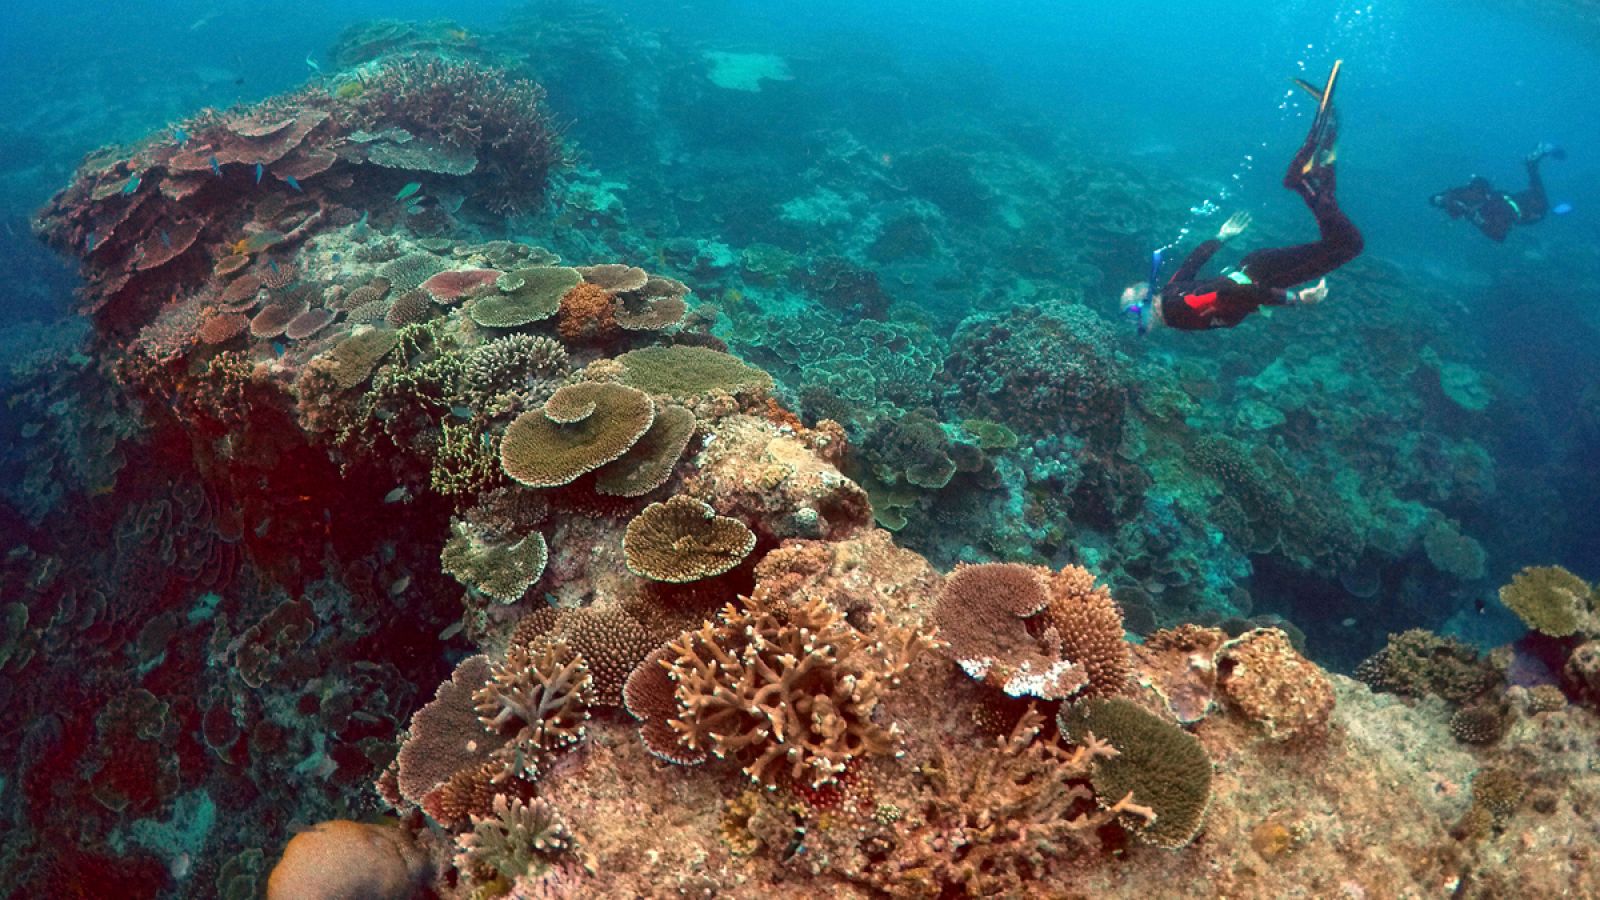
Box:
[1171, 240, 1223, 283]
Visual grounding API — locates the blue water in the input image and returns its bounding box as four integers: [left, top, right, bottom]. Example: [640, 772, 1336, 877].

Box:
[1, 0, 1598, 893]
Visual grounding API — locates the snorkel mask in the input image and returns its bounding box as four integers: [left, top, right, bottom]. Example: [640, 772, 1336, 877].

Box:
[1125, 248, 1162, 336]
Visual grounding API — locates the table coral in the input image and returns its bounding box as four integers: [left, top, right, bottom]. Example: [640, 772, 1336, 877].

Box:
[623, 495, 755, 582]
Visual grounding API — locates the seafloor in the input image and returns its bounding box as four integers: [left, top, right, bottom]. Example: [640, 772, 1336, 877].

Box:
[1, 11, 1598, 900]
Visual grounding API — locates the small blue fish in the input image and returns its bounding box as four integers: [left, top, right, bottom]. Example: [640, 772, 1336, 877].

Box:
[122, 174, 141, 195]
[85, 230, 97, 251]
[254, 163, 264, 185]
[394, 182, 422, 202]
[284, 175, 302, 192]
[208, 155, 222, 177]
[356, 211, 369, 227]
[305, 54, 322, 73]
[272, 341, 287, 358]
[268, 259, 281, 277]
[174, 127, 189, 147]
[159, 230, 172, 249]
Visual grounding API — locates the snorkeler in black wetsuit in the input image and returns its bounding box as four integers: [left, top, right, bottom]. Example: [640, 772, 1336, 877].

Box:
[1120, 62, 1364, 332]
[1430, 144, 1565, 242]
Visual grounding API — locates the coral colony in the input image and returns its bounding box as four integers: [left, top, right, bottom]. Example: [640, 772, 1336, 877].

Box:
[3, 14, 1599, 900]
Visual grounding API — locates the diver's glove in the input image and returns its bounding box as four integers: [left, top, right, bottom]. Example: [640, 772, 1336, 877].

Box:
[1291, 279, 1329, 306]
[1217, 211, 1252, 242]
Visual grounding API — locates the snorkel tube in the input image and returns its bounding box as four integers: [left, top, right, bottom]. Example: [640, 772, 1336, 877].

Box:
[1127, 248, 1163, 335]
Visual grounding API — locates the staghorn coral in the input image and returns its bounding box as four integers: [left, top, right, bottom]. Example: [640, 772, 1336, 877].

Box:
[657, 595, 931, 788]
[440, 518, 547, 602]
[455, 795, 574, 886]
[623, 495, 755, 583]
[863, 707, 1132, 897]
[1498, 565, 1595, 637]
[430, 421, 503, 498]
[474, 639, 595, 781]
[595, 404, 697, 497]
[1215, 628, 1335, 742]
[614, 345, 775, 401]
[473, 266, 582, 328]
[1058, 697, 1212, 849]
[500, 382, 655, 487]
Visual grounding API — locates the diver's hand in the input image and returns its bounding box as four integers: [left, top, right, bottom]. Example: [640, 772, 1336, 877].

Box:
[1294, 278, 1329, 305]
[1217, 211, 1252, 242]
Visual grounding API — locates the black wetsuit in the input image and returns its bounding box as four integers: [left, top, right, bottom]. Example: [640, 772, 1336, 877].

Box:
[1158, 182, 1365, 330]
[1431, 157, 1550, 242]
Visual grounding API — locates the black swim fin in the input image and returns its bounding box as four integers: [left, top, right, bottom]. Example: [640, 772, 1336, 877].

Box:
[1291, 59, 1342, 175]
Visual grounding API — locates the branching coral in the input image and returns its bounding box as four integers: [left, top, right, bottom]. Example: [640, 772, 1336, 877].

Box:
[654, 596, 931, 788]
[514, 605, 662, 707]
[862, 707, 1132, 897]
[474, 638, 595, 781]
[622, 495, 755, 583]
[455, 795, 575, 886]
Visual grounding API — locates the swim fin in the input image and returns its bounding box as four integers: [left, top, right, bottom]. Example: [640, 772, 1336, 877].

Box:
[1291, 59, 1342, 176]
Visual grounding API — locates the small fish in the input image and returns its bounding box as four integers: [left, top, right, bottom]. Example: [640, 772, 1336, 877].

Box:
[208, 155, 222, 177]
[451, 406, 472, 419]
[356, 211, 369, 227]
[394, 182, 422, 202]
[305, 54, 322, 73]
[122, 173, 141, 195]
[254, 163, 264, 185]
[174, 127, 189, 147]
[268, 259, 281, 278]
[389, 575, 412, 596]
[284, 175, 302, 192]
[85, 230, 97, 251]
[273, 341, 286, 357]
[159, 230, 172, 249]
[383, 486, 412, 504]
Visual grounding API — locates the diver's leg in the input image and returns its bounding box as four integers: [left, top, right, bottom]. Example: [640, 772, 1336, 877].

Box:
[1238, 193, 1364, 289]
[1514, 158, 1549, 221]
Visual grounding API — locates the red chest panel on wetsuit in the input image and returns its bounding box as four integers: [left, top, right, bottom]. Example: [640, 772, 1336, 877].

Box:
[1183, 291, 1219, 315]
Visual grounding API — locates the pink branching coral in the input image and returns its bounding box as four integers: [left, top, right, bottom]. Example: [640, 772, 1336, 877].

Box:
[474, 639, 595, 782]
[859, 707, 1138, 897]
[649, 595, 933, 789]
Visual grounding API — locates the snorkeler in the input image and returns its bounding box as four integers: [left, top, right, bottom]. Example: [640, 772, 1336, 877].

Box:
[1429, 144, 1566, 242]
[1121, 61, 1364, 332]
